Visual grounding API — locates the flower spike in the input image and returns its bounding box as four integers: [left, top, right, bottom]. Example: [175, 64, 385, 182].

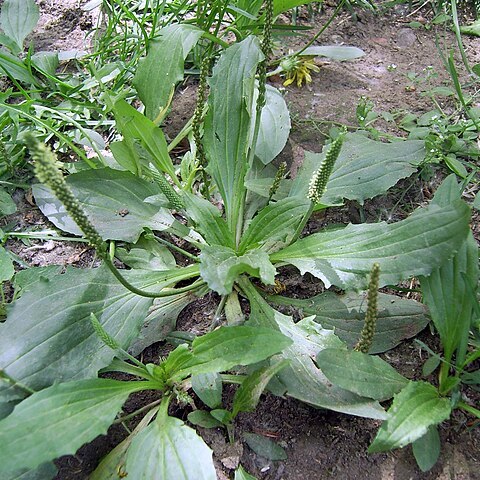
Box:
[354, 263, 381, 354]
[307, 130, 345, 204]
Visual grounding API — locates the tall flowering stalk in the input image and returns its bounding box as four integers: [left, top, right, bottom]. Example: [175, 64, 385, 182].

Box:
[307, 131, 345, 204]
[289, 131, 345, 245]
[26, 135, 202, 299]
[192, 55, 211, 196]
[257, 0, 273, 112]
[354, 263, 381, 354]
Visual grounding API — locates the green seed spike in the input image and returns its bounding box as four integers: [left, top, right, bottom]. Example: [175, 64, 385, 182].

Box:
[268, 161, 287, 201]
[257, 0, 274, 112]
[151, 169, 184, 210]
[25, 135, 106, 256]
[26, 135, 202, 299]
[90, 313, 120, 350]
[307, 130, 346, 204]
[354, 263, 381, 354]
[261, 0, 274, 59]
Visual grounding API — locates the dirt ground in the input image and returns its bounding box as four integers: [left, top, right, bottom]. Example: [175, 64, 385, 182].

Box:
[9, 1, 480, 479]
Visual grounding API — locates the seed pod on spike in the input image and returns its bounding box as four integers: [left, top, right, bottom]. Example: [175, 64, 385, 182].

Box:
[307, 130, 345, 204]
[354, 263, 381, 354]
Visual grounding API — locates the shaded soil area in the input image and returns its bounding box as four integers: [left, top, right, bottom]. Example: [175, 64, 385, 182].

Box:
[6, 1, 480, 479]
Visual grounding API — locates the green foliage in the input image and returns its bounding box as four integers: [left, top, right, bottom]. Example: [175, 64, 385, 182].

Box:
[134, 24, 204, 122]
[243, 432, 287, 460]
[268, 291, 429, 354]
[0, 5, 476, 475]
[0, 379, 146, 473]
[0, 0, 39, 53]
[124, 406, 216, 480]
[412, 426, 441, 472]
[316, 349, 408, 401]
[368, 381, 451, 453]
[0, 325, 290, 476]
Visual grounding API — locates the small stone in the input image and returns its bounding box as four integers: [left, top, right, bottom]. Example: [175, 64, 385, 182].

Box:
[396, 28, 417, 48]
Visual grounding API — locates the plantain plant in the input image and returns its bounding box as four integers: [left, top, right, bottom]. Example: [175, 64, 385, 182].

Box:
[0, 316, 291, 478]
[0, 1, 475, 477]
[315, 178, 479, 472]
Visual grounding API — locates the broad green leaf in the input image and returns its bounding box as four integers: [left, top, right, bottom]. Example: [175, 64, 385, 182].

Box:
[31, 52, 59, 76]
[0, 246, 14, 282]
[5, 462, 57, 480]
[290, 134, 425, 205]
[0, 50, 37, 83]
[273, 0, 317, 15]
[0, 379, 145, 473]
[268, 291, 429, 354]
[211, 408, 232, 424]
[0, 32, 19, 52]
[113, 99, 176, 179]
[369, 381, 451, 452]
[243, 433, 287, 460]
[444, 155, 467, 178]
[271, 200, 470, 289]
[0, 0, 39, 51]
[90, 406, 159, 480]
[33, 167, 176, 243]
[412, 426, 441, 472]
[116, 237, 176, 271]
[420, 176, 479, 364]
[235, 465, 257, 480]
[13, 265, 63, 292]
[316, 348, 408, 401]
[243, 158, 282, 223]
[183, 193, 234, 248]
[204, 37, 264, 230]
[0, 188, 16, 215]
[133, 24, 203, 121]
[239, 196, 310, 254]
[255, 85, 291, 165]
[200, 245, 276, 295]
[125, 413, 216, 480]
[129, 288, 200, 356]
[187, 410, 223, 428]
[422, 356, 441, 377]
[242, 279, 387, 419]
[174, 325, 292, 379]
[109, 140, 136, 172]
[460, 19, 480, 36]
[300, 45, 365, 61]
[232, 360, 289, 417]
[0, 265, 158, 402]
[191, 372, 223, 409]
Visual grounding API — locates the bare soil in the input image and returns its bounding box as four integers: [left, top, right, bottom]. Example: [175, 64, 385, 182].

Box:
[9, 1, 480, 479]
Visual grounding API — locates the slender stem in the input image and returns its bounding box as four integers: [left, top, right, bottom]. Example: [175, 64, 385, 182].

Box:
[202, 31, 229, 49]
[458, 402, 480, 419]
[210, 295, 228, 330]
[154, 235, 199, 261]
[296, 0, 346, 56]
[0, 370, 35, 394]
[5, 232, 90, 243]
[289, 201, 315, 246]
[104, 256, 204, 298]
[220, 374, 246, 385]
[168, 116, 193, 152]
[113, 399, 162, 425]
[450, 0, 471, 74]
